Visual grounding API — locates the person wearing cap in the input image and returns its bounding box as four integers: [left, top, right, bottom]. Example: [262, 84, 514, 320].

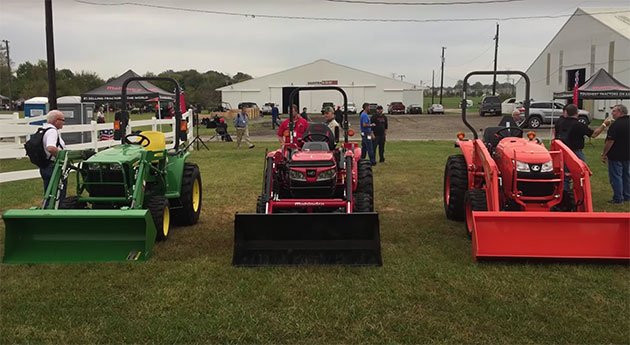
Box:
[371, 105, 388, 163]
[277, 104, 308, 144]
[359, 102, 377, 166]
[323, 106, 340, 141]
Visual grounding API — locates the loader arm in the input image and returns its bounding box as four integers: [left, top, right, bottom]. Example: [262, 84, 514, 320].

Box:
[471, 139, 501, 211]
[550, 139, 593, 212]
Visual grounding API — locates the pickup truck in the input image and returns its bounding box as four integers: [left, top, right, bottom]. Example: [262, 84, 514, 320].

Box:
[387, 102, 405, 115]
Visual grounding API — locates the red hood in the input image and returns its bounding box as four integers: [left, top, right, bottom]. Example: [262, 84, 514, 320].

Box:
[497, 138, 551, 163]
[291, 151, 335, 162]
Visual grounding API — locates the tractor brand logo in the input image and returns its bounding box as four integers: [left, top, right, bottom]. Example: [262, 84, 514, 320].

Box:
[531, 165, 541, 172]
[294, 202, 325, 206]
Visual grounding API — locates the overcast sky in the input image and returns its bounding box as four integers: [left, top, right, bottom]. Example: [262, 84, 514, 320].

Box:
[1, 0, 628, 87]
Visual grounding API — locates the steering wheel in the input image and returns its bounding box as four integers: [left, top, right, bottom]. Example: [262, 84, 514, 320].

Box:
[303, 132, 332, 144]
[494, 127, 524, 140]
[123, 133, 151, 147]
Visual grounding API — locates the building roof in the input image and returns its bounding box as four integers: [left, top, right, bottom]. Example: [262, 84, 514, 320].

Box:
[217, 59, 424, 91]
[580, 7, 630, 40]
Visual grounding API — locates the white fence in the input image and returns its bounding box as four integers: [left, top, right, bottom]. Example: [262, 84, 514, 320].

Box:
[0, 110, 195, 183]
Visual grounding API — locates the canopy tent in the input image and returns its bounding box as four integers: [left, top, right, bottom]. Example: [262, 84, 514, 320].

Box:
[553, 68, 630, 100]
[81, 70, 175, 102]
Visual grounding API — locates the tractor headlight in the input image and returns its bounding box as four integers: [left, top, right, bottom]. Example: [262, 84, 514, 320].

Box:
[289, 169, 306, 181]
[110, 163, 123, 171]
[317, 168, 336, 181]
[516, 161, 530, 172]
[540, 160, 553, 173]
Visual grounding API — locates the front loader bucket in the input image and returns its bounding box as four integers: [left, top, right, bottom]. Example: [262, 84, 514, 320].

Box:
[3, 209, 156, 263]
[472, 212, 630, 261]
[233, 213, 381, 266]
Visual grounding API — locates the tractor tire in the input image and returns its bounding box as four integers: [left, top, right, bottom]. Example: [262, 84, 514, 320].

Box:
[59, 196, 86, 209]
[552, 190, 576, 212]
[354, 192, 374, 212]
[464, 189, 487, 238]
[480, 111, 485, 117]
[356, 159, 374, 198]
[443, 154, 468, 221]
[147, 195, 170, 242]
[256, 195, 266, 214]
[171, 163, 202, 226]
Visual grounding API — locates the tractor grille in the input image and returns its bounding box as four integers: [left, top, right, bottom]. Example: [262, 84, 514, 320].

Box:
[290, 180, 336, 198]
[517, 171, 557, 197]
[84, 170, 127, 197]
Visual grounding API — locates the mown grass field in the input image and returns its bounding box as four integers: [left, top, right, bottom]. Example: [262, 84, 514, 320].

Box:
[0, 141, 628, 344]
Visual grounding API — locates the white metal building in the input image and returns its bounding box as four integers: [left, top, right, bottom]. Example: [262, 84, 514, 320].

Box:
[516, 7, 630, 119]
[217, 59, 425, 113]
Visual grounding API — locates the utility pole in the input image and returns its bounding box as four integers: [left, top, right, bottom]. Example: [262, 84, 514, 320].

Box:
[440, 47, 446, 104]
[1, 39, 12, 110]
[431, 69, 435, 105]
[45, 0, 57, 109]
[492, 23, 499, 95]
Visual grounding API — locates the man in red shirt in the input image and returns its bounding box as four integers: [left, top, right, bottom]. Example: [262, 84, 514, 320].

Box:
[277, 104, 309, 144]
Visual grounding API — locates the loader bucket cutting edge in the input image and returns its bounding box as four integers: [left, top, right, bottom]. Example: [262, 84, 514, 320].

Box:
[233, 213, 382, 266]
[2, 209, 156, 263]
[472, 211, 630, 260]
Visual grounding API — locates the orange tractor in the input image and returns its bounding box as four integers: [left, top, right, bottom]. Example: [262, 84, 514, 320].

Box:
[443, 71, 629, 261]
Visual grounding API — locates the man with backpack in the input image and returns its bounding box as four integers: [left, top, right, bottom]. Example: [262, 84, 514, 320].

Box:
[31, 110, 66, 191]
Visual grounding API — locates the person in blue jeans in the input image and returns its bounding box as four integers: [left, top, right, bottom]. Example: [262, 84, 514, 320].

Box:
[359, 103, 376, 166]
[601, 104, 630, 204]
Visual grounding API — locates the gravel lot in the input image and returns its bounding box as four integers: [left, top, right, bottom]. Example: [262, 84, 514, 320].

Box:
[242, 109, 557, 142]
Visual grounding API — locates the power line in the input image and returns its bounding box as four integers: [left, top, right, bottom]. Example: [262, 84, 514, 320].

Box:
[325, 0, 522, 5]
[74, 1, 630, 23]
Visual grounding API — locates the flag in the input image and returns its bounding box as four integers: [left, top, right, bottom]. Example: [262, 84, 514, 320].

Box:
[573, 71, 579, 105]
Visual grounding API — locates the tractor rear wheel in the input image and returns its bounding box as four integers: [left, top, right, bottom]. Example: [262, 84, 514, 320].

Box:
[171, 163, 202, 225]
[464, 189, 487, 238]
[59, 196, 87, 209]
[147, 195, 170, 241]
[444, 154, 468, 220]
[354, 192, 374, 212]
[357, 159, 374, 198]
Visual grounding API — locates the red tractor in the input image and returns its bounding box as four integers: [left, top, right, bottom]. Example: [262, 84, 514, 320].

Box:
[443, 71, 629, 261]
[233, 86, 381, 266]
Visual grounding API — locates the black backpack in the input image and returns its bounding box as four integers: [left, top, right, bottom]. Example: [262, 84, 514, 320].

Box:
[24, 127, 58, 168]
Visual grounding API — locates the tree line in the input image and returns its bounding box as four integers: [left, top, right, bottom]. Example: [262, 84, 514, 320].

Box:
[0, 52, 252, 110]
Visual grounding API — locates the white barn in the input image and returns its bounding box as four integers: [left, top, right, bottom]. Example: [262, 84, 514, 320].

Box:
[516, 8, 630, 119]
[217, 59, 425, 114]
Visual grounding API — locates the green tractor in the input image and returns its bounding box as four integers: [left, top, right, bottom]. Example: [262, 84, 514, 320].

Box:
[2, 77, 202, 263]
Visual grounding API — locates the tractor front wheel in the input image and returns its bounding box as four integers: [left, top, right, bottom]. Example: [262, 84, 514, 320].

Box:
[354, 192, 374, 212]
[357, 159, 374, 198]
[464, 189, 487, 238]
[171, 163, 202, 225]
[147, 195, 170, 241]
[444, 155, 468, 221]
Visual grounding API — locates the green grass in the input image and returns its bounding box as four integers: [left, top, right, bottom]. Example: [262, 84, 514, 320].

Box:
[0, 141, 628, 344]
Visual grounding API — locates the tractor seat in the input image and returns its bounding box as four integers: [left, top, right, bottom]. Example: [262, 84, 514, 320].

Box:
[140, 131, 166, 152]
[303, 123, 336, 151]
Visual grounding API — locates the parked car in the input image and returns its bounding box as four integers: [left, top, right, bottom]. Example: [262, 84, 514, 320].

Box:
[428, 104, 444, 114]
[501, 97, 523, 115]
[479, 95, 502, 117]
[368, 103, 379, 115]
[321, 102, 335, 114]
[407, 104, 423, 114]
[342, 102, 356, 114]
[525, 101, 592, 129]
[261, 102, 274, 115]
[238, 102, 262, 116]
[387, 101, 405, 115]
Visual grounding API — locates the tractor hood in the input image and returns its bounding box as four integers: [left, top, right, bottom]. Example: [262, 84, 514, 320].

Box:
[496, 138, 551, 164]
[289, 151, 335, 167]
[86, 145, 145, 164]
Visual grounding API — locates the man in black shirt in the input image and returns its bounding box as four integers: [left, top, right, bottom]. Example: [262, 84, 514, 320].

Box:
[557, 104, 607, 191]
[601, 104, 630, 204]
[371, 105, 388, 163]
[334, 106, 343, 125]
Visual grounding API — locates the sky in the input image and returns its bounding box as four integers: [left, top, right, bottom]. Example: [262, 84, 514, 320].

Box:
[0, 0, 629, 87]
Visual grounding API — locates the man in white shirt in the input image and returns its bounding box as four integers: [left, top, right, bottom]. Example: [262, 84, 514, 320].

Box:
[40, 110, 66, 191]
